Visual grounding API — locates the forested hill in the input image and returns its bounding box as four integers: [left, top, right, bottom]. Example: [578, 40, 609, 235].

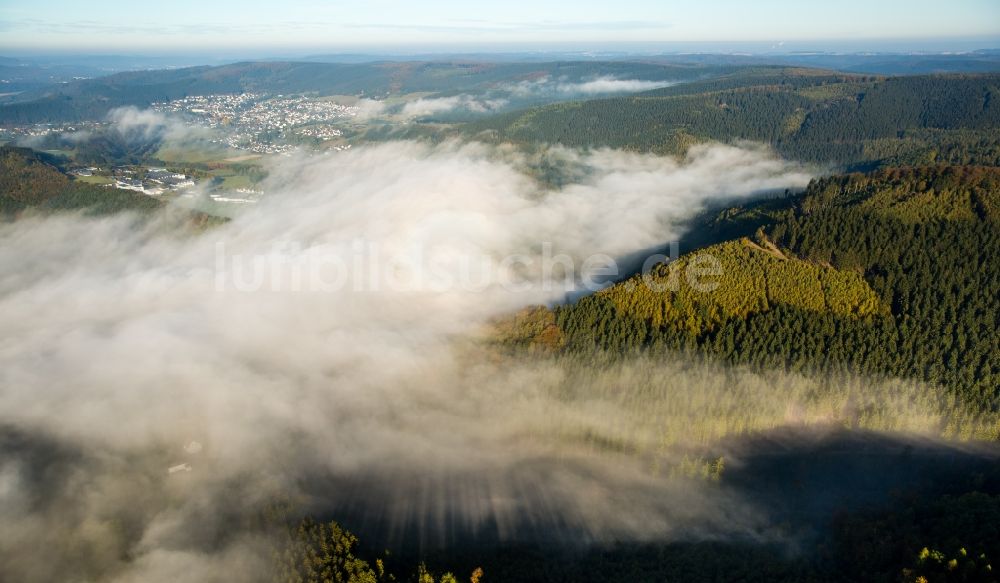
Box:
[470, 71, 1000, 169]
[499, 165, 1000, 414]
[1, 145, 185, 218]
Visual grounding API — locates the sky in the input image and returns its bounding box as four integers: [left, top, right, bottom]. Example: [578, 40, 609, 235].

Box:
[1, 0, 998, 54]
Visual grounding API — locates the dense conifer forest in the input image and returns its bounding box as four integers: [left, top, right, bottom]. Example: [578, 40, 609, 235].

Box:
[542, 166, 1000, 416]
[471, 71, 1000, 169]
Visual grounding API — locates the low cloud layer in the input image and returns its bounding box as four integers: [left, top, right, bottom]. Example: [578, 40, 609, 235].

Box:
[16, 106, 215, 156]
[107, 105, 217, 147]
[353, 97, 389, 119]
[398, 75, 678, 117]
[0, 141, 819, 581]
[509, 75, 678, 97]
[400, 94, 509, 117]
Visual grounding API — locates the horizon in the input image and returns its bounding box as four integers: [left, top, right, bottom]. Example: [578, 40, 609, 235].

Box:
[3, 38, 999, 66]
[2, 0, 999, 54]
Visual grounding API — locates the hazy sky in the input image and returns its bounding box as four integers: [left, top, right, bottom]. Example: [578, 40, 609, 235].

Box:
[1, 0, 999, 53]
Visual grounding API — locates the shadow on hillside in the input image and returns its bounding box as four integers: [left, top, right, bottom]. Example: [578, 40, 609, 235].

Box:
[308, 428, 1000, 555]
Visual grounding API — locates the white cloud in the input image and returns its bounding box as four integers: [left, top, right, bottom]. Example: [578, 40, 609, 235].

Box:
[508, 75, 678, 98]
[564, 76, 678, 94]
[352, 98, 388, 119]
[399, 94, 508, 117]
[107, 106, 212, 145]
[396, 76, 675, 118]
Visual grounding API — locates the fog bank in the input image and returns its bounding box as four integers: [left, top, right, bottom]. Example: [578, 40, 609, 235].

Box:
[0, 140, 824, 581]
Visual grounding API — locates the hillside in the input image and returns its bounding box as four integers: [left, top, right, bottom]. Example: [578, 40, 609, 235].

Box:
[1, 145, 167, 216]
[0, 146, 70, 204]
[502, 165, 1000, 412]
[599, 238, 885, 334]
[796, 165, 1000, 222]
[471, 70, 1000, 169]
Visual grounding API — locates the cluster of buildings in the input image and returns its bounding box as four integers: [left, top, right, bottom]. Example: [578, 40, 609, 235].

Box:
[152, 93, 367, 153]
[297, 124, 344, 140]
[152, 93, 259, 126]
[2, 93, 370, 157]
[112, 167, 195, 196]
[147, 168, 195, 188]
[0, 121, 104, 141]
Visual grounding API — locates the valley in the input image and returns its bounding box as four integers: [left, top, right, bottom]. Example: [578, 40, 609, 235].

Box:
[1, 25, 999, 583]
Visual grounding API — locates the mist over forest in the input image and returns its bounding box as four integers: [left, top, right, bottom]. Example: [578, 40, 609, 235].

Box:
[2, 2, 1000, 581]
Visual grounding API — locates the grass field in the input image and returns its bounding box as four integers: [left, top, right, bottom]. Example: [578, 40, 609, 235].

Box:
[73, 175, 113, 185]
[155, 144, 236, 164]
[212, 173, 255, 190]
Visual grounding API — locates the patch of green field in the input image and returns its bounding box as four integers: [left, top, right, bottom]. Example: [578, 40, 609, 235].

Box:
[217, 174, 253, 189]
[74, 174, 113, 185]
[155, 145, 236, 164]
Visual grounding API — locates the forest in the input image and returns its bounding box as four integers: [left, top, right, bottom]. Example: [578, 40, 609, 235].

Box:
[520, 166, 1000, 416]
[471, 70, 1000, 169]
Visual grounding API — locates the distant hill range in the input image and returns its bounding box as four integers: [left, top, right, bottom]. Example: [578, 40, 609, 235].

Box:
[0, 60, 710, 124]
[2, 53, 998, 126]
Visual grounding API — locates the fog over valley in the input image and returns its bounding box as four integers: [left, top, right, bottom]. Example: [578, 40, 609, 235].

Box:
[0, 140, 813, 571]
[2, 3, 1000, 581]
